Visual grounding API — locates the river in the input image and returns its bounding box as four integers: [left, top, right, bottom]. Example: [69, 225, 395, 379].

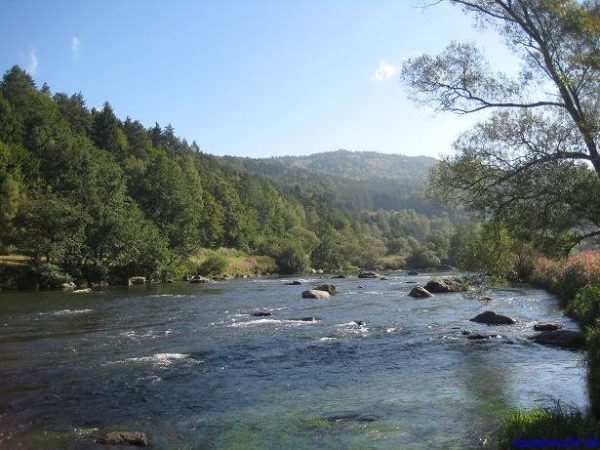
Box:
[0, 273, 589, 449]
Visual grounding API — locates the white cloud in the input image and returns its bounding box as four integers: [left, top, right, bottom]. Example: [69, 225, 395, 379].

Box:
[26, 49, 38, 75]
[371, 59, 399, 82]
[71, 36, 81, 59]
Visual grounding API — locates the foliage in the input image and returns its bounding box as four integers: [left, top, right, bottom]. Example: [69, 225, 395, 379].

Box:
[198, 255, 228, 277]
[403, 0, 600, 255]
[275, 245, 310, 275]
[0, 64, 461, 287]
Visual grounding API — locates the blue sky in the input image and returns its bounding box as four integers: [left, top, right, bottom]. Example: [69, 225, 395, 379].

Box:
[1, 0, 517, 158]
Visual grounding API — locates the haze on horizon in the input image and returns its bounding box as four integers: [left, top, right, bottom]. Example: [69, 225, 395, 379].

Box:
[1, 0, 518, 159]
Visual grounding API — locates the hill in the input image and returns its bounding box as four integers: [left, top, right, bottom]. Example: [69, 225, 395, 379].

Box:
[224, 150, 440, 214]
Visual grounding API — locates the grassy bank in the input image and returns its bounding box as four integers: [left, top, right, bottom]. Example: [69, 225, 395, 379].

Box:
[187, 248, 277, 279]
[496, 250, 600, 448]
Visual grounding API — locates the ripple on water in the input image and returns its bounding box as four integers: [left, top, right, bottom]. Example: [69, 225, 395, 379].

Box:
[38, 309, 93, 316]
[107, 353, 201, 369]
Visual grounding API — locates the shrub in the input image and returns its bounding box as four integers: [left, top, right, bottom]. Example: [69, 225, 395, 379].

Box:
[198, 255, 228, 277]
[35, 263, 72, 288]
[276, 245, 309, 275]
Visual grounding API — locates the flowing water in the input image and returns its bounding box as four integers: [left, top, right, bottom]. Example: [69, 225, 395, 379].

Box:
[0, 274, 589, 449]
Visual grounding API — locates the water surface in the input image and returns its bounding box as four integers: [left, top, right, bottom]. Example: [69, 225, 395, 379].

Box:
[0, 274, 588, 449]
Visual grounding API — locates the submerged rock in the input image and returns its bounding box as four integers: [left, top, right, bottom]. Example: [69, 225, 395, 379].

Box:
[320, 411, 378, 423]
[466, 333, 498, 340]
[469, 311, 515, 325]
[96, 431, 149, 447]
[358, 271, 380, 279]
[379, 277, 389, 280]
[250, 312, 272, 317]
[285, 280, 302, 285]
[331, 274, 348, 279]
[189, 275, 212, 284]
[407, 270, 419, 276]
[302, 290, 330, 299]
[314, 284, 336, 295]
[534, 322, 562, 331]
[408, 286, 433, 298]
[289, 317, 320, 322]
[73, 288, 92, 294]
[531, 330, 585, 349]
[128, 276, 146, 286]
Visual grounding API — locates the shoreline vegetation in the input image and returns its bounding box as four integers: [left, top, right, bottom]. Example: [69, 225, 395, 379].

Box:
[0, 65, 457, 292]
[494, 251, 600, 448]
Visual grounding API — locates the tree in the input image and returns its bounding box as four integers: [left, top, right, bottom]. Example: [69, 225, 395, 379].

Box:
[402, 0, 600, 251]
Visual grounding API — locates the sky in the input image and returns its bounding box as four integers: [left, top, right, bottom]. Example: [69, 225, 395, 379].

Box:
[0, 0, 519, 158]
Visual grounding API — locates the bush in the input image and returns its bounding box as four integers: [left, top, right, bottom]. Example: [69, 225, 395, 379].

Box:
[276, 245, 309, 275]
[566, 284, 600, 327]
[198, 255, 228, 277]
[35, 263, 72, 288]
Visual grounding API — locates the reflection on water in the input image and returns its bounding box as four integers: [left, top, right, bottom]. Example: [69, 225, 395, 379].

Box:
[0, 275, 589, 449]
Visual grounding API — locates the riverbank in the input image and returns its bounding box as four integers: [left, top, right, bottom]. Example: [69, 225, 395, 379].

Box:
[496, 250, 600, 448]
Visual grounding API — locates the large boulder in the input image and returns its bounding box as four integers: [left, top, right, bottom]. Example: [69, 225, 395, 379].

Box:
[97, 431, 149, 447]
[424, 278, 466, 294]
[314, 284, 336, 295]
[302, 290, 331, 299]
[73, 288, 92, 294]
[408, 286, 433, 298]
[358, 271, 380, 279]
[534, 322, 562, 331]
[128, 276, 146, 286]
[469, 311, 515, 325]
[531, 330, 585, 349]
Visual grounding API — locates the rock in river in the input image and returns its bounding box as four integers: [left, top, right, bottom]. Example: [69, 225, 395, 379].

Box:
[531, 330, 585, 349]
[331, 274, 348, 279]
[314, 284, 336, 295]
[285, 280, 302, 285]
[189, 275, 212, 284]
[408, 286, 433, 298]
[97, 431, 149, 447]
[358, 271, 380, 279]
[250, 312, 272, 317]
[534, 322, 562, 331]
[469, 311, 515, 325]
[424, 278, 466, 294]
[302, 290, 330, 299]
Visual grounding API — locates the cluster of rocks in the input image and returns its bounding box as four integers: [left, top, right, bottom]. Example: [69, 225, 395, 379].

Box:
[97, 431, 149, 447]
[302, 284, 337, 299]
[460, 310, 584, 349]
[408, 278, 468, 298]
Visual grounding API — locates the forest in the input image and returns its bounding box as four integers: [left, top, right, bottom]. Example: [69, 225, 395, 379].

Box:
[0, 65, 458, 289]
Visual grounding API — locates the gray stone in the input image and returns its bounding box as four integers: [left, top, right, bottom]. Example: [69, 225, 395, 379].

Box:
[302, 290, 331, 299]
[408, 286, 433, 298]
[469, 311, 515, 325]
[531, 330, 585, 349]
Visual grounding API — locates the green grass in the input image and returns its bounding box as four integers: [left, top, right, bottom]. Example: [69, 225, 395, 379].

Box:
[188, 247, 277, 279]
[495, 403, 600, 449]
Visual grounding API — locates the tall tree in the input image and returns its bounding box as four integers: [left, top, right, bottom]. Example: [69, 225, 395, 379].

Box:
[402, 0, 600, 251]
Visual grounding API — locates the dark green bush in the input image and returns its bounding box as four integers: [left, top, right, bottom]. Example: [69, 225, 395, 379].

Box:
[276, 245, 309, 275]
[198, 255, 228, 277]
[35, 263, 72, 288]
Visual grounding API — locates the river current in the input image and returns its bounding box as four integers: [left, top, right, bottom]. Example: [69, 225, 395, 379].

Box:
[0, 273, 589, 449]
